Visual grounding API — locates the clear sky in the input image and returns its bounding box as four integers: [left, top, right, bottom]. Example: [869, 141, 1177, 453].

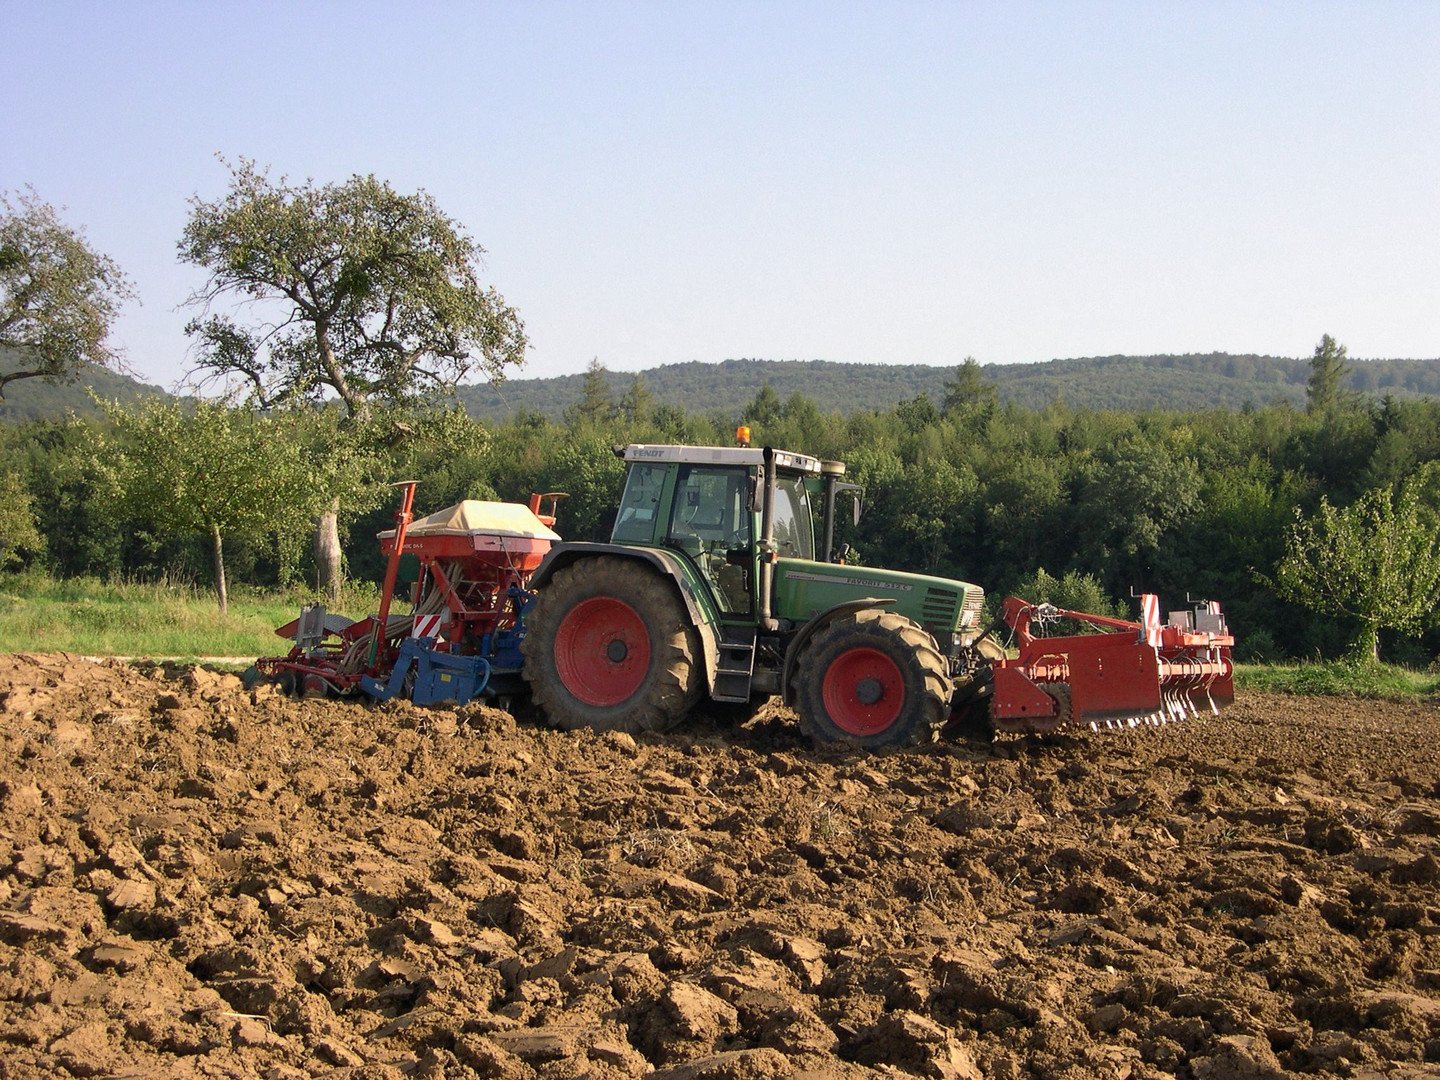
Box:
[4, 2, 1437, 389]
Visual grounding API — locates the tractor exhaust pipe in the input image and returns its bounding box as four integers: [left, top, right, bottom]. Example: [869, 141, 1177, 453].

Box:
[758, 447, 779, 631]
[821, 460, 843, 563]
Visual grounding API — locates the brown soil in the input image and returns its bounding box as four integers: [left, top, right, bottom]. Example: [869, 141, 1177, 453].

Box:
[3, 653, 1440, 1079]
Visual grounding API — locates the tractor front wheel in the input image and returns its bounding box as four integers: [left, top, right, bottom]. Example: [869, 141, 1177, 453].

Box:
[522, 557, 702, 734]
[795, 610, 952, 750]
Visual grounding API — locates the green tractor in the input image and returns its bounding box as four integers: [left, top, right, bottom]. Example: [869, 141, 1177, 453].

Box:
[521, 441, 988, 749]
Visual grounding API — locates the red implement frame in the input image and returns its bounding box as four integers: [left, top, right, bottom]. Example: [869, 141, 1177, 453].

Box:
[255, 489, 563, 697]
[370, 481, 418, 666]
[989, 594, 1234, 734]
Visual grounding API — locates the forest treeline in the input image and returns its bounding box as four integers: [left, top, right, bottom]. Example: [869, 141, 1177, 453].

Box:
[0, 351, 165, 423]
[3, 345, 1439, 666]
[459, 353, 1440, 420]
[11, 350, 1440, 425]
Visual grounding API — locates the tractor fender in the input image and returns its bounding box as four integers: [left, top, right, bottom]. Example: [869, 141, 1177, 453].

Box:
[528, 542, 721, 693]
[781, 597, 897, 706]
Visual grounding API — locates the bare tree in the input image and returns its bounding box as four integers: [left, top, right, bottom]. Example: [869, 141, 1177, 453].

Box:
[178, 158, 527, 600]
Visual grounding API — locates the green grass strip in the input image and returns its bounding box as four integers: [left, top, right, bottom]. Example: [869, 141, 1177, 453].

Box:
[0, 571, 384, 660]
[1236, 660, 1440, 702]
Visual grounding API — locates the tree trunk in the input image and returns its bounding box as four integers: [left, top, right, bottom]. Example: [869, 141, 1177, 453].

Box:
[211, 523, 228, 615]
[314, 499, 343, 607]
[1356, 622, 1380, 663]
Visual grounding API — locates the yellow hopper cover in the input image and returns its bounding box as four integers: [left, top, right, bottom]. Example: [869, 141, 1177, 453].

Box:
[379, 501, 561, 542]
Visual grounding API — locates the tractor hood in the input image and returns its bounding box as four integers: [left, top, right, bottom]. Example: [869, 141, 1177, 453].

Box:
[773, 558, 985, 643]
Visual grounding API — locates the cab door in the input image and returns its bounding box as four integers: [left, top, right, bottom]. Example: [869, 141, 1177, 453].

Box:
[665, 465, 755, 616]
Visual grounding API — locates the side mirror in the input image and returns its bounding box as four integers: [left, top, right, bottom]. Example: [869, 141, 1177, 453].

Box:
[852, 494, 863, 527]
[748, 476, 762, 514]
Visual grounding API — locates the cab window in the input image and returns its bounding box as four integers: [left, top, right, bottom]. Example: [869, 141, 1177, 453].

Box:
[612, 463, 666, 543]
[772, 476, 815, 561]
[668, 466, 750, 549]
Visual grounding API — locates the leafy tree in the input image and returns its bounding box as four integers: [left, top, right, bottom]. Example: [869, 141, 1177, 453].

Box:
[0, 473, 43, 568]
[981, 452, 1066, 584]
[895, 394, 938, 434]
[1306, 334, 1351, 415]
[1011, 567, 1125, 632]
[941, 357, 997, 422]
[889, 459, 979, 574]
[0, 188, 134, 402]
[110, 399, 326, 612]
[565, 358, 616, 428]
[14, 417, 132, 578]
[179, 158, 526, 412]
[762, 391, 834, 457]
[1364, 397, 1440, 490]
[1075, 439, 1202, 591]
[649, 402, 688, 441]
[1272, 470, 1440, 660]
[538, 433, 626, 542]
[619, 374, 655, 424]
[743, 383, 783, 430]
[178, 157, 527, 599]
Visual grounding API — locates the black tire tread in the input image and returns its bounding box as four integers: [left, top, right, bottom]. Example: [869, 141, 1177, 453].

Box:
[794, 609, 952, 750]
[522, 556, 700, 734]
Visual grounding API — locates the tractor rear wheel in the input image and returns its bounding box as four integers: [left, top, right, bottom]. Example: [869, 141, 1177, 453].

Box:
[794, 609, 952, 750]
[522, 556, 702, 734]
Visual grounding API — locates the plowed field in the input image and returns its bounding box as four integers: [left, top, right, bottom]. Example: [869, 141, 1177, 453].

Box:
[3, 652, 1440, 1079]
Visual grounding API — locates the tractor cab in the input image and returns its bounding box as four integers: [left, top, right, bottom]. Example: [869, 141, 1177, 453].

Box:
[604, 442, 983, 649]
[610, 444, 829, 620]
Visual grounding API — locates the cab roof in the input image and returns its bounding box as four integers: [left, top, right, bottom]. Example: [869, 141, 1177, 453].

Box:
[620, 444, 823, 475]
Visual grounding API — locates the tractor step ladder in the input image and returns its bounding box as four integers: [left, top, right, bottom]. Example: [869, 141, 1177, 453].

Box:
[712, 624, 757, 702]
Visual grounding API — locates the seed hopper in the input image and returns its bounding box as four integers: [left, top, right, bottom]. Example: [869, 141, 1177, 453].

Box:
[253, 484, 563, 706]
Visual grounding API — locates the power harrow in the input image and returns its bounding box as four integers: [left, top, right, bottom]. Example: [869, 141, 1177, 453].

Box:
[982, 595, 1234, 735]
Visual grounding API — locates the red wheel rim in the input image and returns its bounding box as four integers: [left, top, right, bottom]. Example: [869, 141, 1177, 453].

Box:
[554, 596, 651, 707]
[822, 647, 904, 736]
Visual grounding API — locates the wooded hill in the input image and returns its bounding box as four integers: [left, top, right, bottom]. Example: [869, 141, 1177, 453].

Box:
[0, 350, 167, 423]
[6, 351, 1440, 425]
[463, 353, 1440, 420]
